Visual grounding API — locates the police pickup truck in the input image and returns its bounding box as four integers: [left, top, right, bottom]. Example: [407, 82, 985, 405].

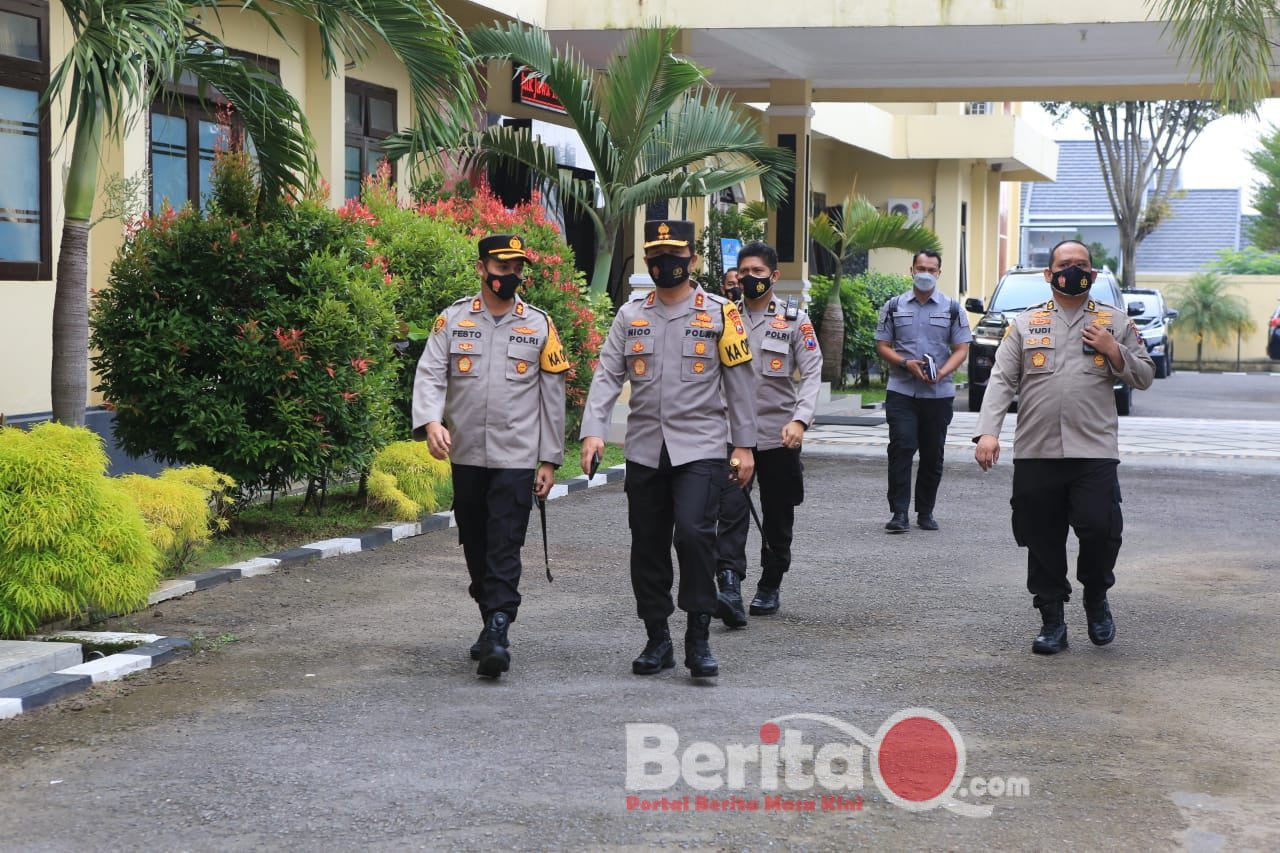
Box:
[964, 267, 1142, 415]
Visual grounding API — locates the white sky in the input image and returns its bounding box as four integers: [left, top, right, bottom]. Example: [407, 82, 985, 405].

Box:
[1020, 100, 1280, 214]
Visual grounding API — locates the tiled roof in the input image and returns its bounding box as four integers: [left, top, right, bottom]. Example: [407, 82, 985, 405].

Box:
[1025, 140, 1171, 219]
[1134, 189, 1242, 273]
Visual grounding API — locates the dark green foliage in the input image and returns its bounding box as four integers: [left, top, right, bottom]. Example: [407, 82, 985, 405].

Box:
[1213, 245, 1280, 274]
[808, 272, 912, 384]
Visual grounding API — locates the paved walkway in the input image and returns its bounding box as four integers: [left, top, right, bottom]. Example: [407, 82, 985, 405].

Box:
[807, 411, 1280, 460]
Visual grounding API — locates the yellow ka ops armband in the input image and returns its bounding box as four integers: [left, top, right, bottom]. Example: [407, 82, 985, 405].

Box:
[719, 302, 753, 367]
[540, 319, 571, 373]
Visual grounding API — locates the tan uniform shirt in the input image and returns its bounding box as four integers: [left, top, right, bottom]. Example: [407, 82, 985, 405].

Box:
[412, 294, 568, 468]
[743, 298, 824, 450]
[580, 285, 758, 467]
[974, 298, 1155, 459]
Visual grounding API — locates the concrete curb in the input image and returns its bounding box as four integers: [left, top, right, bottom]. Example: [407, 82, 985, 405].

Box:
[145, 463, 629, 607]
[0, 635, 192, 720]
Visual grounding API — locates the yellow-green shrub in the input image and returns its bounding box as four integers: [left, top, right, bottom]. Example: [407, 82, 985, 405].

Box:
[159, 465, 237, 532]
[0, 423, 158, 638]
[367, 441, 451, 521]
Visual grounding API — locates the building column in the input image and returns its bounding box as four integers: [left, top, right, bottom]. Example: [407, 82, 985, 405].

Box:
[934, 160, 966, 299]
[765, 79, 812, 301]
[305, 23, 345, 207]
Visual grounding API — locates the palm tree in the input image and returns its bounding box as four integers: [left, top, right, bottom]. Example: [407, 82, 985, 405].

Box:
[810, 193, 941, 384]
[462, 24, 795, 297]
[1154, 0, 1276, 103]
[1172, 272, 1255, 370]
[48, 0, 476, 425]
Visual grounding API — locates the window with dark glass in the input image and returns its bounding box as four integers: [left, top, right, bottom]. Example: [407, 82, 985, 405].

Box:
[344, 79, 397, 200]
[148, 53, 278, 213]
[0, 0, 50, 281]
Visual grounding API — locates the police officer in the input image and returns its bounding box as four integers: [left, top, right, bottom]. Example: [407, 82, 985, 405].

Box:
[874, 250, 972, 533]
[974, 239, 1154, 655]
[412, 234, 570, 678]
[714, 242, 823, 624]
[580, 220, 757, 679]
[722, 268, 742, 302]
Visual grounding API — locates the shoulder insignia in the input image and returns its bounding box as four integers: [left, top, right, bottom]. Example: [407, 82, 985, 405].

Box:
[767, 300, 777, 315]
[694, 292, 705, 309]
[432, 314, 446, 333]
[799, 321, 818, 351]
[645, 292, 656, 307]
[515, 302, 526, 317]
[718, 302, 752, 367]
[471, 298, 482, 312]
[540, 319, 570, 374]
[1086, 300, 1096, 312]
[1044, 299, 1054, 311]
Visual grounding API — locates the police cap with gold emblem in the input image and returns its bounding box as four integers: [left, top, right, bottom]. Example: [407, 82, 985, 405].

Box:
[643, 219, 696, 250]
[479, 233, 530, 261]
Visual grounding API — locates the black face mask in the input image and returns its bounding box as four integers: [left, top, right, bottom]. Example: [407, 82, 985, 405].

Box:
[1049, 265, 1094, 297]
[487, 272, 522, 301]
[739, 273, 772, 300]
[724, 284, 743, 302]
[649, 254, 691, 289]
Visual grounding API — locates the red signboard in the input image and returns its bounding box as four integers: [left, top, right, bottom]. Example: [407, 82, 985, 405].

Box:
[513, 68, 566, 114]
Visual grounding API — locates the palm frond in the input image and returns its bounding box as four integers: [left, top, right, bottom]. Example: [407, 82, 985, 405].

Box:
[848, 216, 942, 255]
[1152, 0, 1274, 103]
[48, 0, 188, 136]
[742, 200, 770, 223]
[809, 212, 843, 258]
[470, 125, 603, 233]
[469, 23, 618, 181]
[602, 28, 707, 165]
[617, 165, 775, 212]
[176, 43, 318, 201]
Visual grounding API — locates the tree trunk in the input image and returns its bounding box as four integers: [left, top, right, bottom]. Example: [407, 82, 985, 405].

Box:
[1120, 236, 1137, 290]
[589, 225, 616, 297]
[50, 109, 102, 426]
[1196, 339, 1203, 372]
[819, 282, 844, 386]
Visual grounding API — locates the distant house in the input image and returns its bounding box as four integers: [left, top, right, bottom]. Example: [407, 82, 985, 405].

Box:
[1020, 140, 1246, 274]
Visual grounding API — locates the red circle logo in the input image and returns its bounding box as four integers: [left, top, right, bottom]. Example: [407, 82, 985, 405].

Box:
[875, 716, 959, 803]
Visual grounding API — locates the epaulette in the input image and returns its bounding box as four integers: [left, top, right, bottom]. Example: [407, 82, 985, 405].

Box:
[784, 296, 800, 321]
[702, 291, 728, 306]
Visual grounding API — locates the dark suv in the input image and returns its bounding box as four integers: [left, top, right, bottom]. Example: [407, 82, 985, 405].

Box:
[1122, 288, 1178, 378]
[965, 267, 1141, 415]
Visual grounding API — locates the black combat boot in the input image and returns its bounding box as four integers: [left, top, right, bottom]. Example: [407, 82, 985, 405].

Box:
[885, 511, 910, 533]
[715, 570, 749, 628]
[1032, 601, 1069, 655]
[632, 618, 675, 675]
[684, 613, 719, 678]
[749, 585, 780, 616]
[468, 627, 491, 661]
[1084, 596, 1116, 646]
[476, 611, 511, 678]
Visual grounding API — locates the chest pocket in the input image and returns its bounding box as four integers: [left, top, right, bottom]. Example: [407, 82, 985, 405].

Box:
[681, 338, 715, 382]
[891, 311, 915, 341]
[1023, 339, 1055, 375]
[626, 333, 654, 382]
[1084, 325, 1114, 376]
[450, 337, 484, 378]
[760, 336, 792, 378]
[505, 342, 540, 381]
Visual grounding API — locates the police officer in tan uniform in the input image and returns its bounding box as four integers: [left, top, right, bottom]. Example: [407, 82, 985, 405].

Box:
[413, 234, 570, 679]
[974, 239, 1154, 655]
[580, 220, 757, 679]
[715, 242, 823, 624]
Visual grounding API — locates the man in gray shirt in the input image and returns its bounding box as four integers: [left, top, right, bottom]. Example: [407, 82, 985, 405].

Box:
[874, 250, 972, 533]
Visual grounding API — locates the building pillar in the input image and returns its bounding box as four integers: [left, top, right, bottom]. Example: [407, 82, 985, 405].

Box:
[305, 23, 345, 206]
[765, 79, 812, 302]
[934, 160, 966, 299]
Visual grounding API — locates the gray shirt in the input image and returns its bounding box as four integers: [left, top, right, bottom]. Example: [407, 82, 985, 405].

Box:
[744, 299, 824, 450]
[874, 290, 973, 399]
[973, 298, 1155, 459]
[412, 294, 568, 468]
[580, 285, 758, 467]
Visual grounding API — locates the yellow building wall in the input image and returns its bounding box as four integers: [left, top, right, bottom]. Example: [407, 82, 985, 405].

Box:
[1138, 273, 1280, 366]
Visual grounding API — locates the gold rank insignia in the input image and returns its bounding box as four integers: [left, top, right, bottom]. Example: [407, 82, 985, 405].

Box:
[433, 314, 446, 333]
[1086, 300, 1096, 311]
[509, 236, 522, 250]
[770, 357, 784, 371]
[696, 312, 712, 323]
[471, 298, 482, 311]
[658, 222, 670, 237]
[694, 292, 705, 309]
[459, 319, 477, 328]
[458, 356, 473, 373]
[514, 326, 536, 334]
[645, 292, 656, 306]
[1031, 352, 1047, 368]
[630, 319, 649, 327]
[516, 361, 529, 374]
[693, 361, 706, 374]
[459, 342, 474, 352]
[515, 303, 525, 317]
[694, 341, 707, 355]
[1094, 354, 1106, 367]
[633, 358, 648, 376]
[633, 341, 646, 353]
